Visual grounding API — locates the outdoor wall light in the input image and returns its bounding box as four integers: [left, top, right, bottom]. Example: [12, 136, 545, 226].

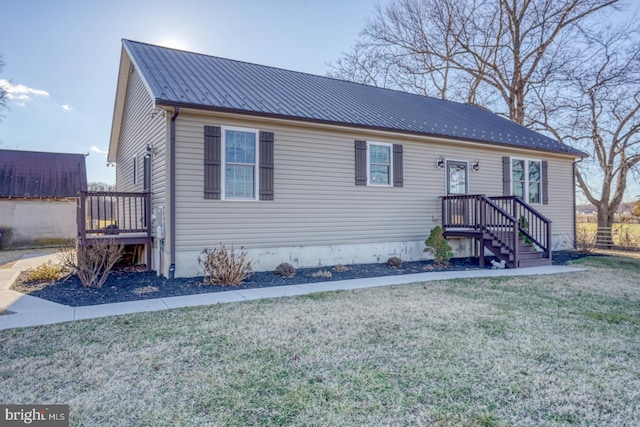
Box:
[149, 107, 166, 119]
[436, 156, 445, 168]
[472, 160, 480, 171]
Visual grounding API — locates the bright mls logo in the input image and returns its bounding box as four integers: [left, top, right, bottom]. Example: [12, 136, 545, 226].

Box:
[1, 405, 69, 426]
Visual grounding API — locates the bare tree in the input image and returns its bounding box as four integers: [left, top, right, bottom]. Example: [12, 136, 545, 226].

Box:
[329, 0, 619, 123]
[0, 55, 8, 120]
[534, 23, 640, 245]
[88, 182, 116, 192]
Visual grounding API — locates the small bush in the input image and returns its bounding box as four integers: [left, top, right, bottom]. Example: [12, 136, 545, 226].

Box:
[333, 264, 349, 272]
[424, 226, 454, 266]
[387, 256, 402, 268]
[59, 239, 124, 288]
[576, 224, 597, 253]
[311, 269, 332, 278]
[199, 243, 253, 286]
[21, 261, 69, 283]
[275, 262, 296, 278]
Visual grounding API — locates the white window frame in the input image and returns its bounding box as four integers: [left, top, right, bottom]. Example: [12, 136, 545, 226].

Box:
[221, 126, 259, 201]
[132, 154, 137, 185]
[366, 141, 393, 187]
[510, 157, 542, 205]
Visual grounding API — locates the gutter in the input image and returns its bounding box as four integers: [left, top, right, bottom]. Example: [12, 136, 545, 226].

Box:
[155, 100, 588, 158]
[169, 107, 180, 279]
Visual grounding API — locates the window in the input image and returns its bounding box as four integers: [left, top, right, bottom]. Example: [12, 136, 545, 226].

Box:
[447, 160, 468, 195]
[512, 158, 542, 204]
[367, 142, 392, 186]
[355, 140, 403, 187]
[223, 127, 258, 200]
[132, 154, 137, 185]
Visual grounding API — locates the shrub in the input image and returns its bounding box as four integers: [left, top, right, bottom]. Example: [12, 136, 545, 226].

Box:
[576, 224, 597, 253]
[387, 256, 402, 268]
[59, 239, 124, 288]
[275, 262, 296, 278]
[199, 243, 253, 286]
[21, 261, 70, 283]
[333, 264, 349, 272]
[424, 226, 454, 266]
[311, 269, 332, 278]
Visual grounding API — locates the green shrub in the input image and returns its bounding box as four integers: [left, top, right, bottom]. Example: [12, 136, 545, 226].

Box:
[199, 243, 253, 286]
[424, 226, 454, 266]
[275, 262, 296, 278]
[387, 256, 402, 268]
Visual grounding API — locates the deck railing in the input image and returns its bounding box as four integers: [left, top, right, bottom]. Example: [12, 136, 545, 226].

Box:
[442, 194, 519, 260]
[77, 191, 151, 241]
[442, 194, 553, 265]
[489, 196, 552, 260]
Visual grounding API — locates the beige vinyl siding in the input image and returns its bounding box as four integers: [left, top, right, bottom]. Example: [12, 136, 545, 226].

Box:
[174, 112, 576, 253]
[114, 66, 167, 209]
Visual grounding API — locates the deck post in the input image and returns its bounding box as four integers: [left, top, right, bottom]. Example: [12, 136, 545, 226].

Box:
[78, 191, 86, 243]
[145, 192, 152, 271]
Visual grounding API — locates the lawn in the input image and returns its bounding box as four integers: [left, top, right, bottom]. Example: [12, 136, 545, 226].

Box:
[1, 256, 639, 426]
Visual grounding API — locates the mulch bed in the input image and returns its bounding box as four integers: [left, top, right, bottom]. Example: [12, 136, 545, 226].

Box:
[11, 251, 589, 307]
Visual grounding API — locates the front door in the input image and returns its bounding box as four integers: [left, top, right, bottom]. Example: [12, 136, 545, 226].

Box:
[446, 160, 469, 226]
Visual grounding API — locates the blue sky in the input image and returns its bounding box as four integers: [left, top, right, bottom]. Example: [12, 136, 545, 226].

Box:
[0, 0, 378, 184]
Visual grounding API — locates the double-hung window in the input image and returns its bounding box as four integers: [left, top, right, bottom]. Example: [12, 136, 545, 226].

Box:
[511, 158, 542, 204]
[223, 127, 258, 200]
[367, 142, 392, 186]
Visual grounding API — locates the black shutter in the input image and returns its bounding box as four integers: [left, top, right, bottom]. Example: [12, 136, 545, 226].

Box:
[502, 156, 511, 196]
[204, 126, 221, 199]
[541, 160, 549, 205]
[259, 131, 275, 200]
[393, 144, 403, 187]
[143, 154, 151, 191]
[355, 140, 367, 186]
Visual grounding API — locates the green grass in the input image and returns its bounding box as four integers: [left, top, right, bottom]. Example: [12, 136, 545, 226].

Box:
[1, 259, 639, 425]
[569, 255, 640, 270]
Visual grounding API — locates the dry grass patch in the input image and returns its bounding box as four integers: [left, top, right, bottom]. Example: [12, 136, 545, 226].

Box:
[0, 256, 639, 426]
[132, 285, 159, 296]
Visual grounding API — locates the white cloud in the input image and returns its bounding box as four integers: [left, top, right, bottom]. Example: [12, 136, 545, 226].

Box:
[61, 104, 73, 111]
[0, 79, 50, 105]
[90, 146, 108, 155]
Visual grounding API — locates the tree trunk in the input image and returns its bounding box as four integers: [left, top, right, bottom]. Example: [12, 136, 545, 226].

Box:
[596, 207, 614, 248]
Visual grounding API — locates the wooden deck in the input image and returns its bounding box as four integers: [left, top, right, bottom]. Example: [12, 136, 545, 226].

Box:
[77, 191, 152, 268]
[442, 195, 552, 268]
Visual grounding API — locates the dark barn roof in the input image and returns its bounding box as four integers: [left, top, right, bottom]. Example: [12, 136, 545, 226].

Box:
[122, 39, 585, 157]
[0, 149, 87, 198]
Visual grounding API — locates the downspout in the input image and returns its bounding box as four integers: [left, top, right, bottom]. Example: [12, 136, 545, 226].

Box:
[573, 157, 584, 250]
[169, 106, 180, 279]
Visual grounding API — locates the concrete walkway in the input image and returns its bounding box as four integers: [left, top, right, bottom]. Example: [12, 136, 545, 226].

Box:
[0, 251, 584, 331]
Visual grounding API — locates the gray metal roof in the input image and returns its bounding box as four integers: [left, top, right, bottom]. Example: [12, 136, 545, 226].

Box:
[0, 149, 87, 198]
[124, 39, 585, 156]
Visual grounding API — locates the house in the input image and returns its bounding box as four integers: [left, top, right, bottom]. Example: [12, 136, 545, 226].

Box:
[106, 39, 586, 278]
[0, 149, 87, 249]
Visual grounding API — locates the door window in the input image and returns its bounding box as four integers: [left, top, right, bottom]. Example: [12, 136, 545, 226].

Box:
[447, 161, 468, 195]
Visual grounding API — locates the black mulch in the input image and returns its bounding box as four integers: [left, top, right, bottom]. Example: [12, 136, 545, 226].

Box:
[11, 251, 590, 307]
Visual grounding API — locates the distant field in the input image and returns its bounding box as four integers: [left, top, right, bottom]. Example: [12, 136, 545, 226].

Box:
[577, 222, 640, 247]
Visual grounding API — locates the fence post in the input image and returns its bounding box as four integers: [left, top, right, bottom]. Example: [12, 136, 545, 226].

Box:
[78, 191, 86, 241]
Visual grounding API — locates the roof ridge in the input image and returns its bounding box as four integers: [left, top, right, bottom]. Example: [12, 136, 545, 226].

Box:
[122, 39, 478, 110]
